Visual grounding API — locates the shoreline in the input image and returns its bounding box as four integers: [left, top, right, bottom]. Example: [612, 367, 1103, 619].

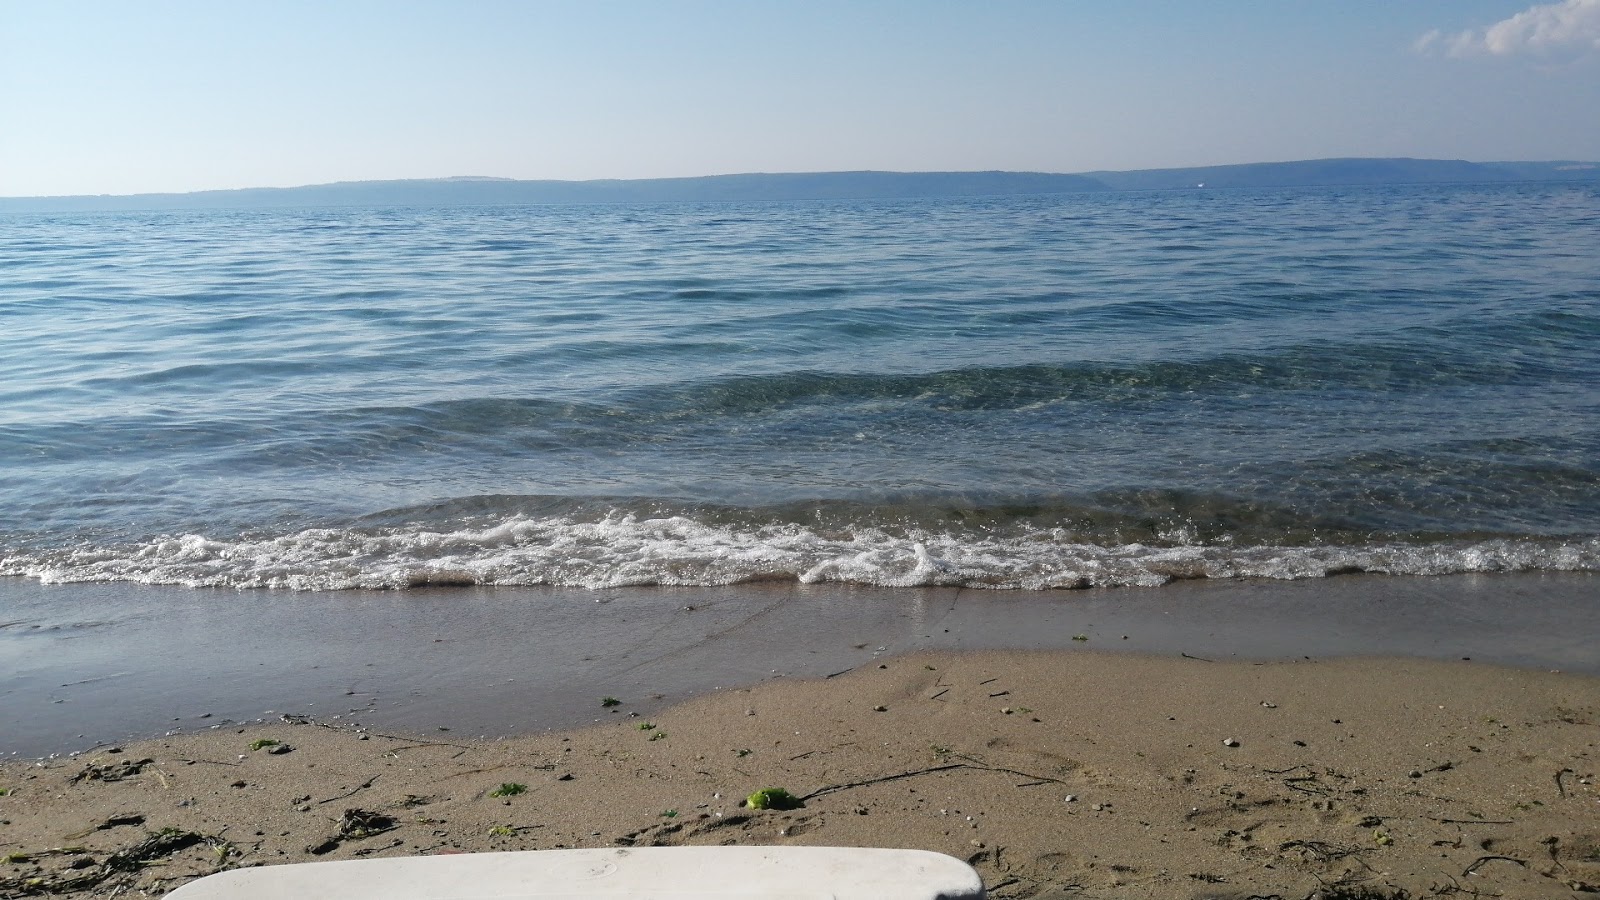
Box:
[2, 649, 1596, 898]
[2, 572, 1596, 759]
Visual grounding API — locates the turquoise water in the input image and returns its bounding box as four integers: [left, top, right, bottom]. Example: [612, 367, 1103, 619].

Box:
[2, 183, 1597, 590]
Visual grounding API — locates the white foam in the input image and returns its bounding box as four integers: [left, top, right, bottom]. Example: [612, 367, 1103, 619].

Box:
[2, 514, 1596, 591]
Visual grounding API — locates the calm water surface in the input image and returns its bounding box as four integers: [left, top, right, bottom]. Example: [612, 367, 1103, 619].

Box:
[1, 183, 1597, 590]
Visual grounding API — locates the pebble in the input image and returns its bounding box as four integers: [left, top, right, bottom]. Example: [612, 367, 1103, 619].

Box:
[1064, 794, 1077, 803]
[1222, 738, 1240, 747]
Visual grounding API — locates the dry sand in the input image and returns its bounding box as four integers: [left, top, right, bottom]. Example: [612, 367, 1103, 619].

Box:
[2, 650, 1597, 899]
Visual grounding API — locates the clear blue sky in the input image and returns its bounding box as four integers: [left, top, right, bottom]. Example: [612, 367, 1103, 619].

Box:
[3, 0, 1598, 196]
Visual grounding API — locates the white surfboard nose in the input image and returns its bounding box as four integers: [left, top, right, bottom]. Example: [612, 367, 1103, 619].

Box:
[163, 846, 986, 899]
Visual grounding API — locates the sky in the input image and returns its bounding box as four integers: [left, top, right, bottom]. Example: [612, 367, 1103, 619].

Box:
[2, 1, 1598, 197]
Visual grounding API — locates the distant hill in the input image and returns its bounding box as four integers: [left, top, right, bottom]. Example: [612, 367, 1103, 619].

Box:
[3, 159, 1596, 212]
[1085, 157, 1600, 191]
[0, 171, 1108, 213]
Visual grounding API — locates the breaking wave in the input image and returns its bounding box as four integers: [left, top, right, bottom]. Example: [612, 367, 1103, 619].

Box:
[3, 513, 1595, 592]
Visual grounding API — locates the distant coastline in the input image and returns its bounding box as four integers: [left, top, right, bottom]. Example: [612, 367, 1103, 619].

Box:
[3, 157, 1597, 212]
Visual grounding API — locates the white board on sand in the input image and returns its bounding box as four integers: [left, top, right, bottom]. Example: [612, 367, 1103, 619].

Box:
[163, 846, 986, 899]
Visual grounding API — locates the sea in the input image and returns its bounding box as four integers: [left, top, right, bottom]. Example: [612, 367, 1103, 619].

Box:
[2, 181, 1598, 594]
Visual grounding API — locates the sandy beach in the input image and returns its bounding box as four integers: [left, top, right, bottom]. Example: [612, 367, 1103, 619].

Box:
[3, 644, 1598, 899]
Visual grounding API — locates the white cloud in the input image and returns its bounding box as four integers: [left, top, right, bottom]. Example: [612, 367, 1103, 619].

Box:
[1418, 0, 1600, 57]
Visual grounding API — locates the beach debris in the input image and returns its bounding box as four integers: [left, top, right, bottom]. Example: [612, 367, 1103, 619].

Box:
[744, 788, 803, 810]
[248, 738, 280, 751]
[0, 828, 214, 895]
[108, 828, 207, 870]
[339, 808, 396, 838]
[1261, 701, 1277, 708]
[488, 783, 527, 797]
[872, 705, 888, 712]
[601, 697, 621, 707]
[1071, 634, 1089, 642]
[71, 757, 154, 783]
[1222, 738, 1240, 748]
[63, 814, 146, 840]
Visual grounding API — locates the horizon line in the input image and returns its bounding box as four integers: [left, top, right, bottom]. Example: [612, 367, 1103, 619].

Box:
[7, 155, 1598, 202]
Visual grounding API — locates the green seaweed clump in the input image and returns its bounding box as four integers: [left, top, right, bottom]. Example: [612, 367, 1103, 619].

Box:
[745, 787, 803, 810]
[489, 783, 528, 797]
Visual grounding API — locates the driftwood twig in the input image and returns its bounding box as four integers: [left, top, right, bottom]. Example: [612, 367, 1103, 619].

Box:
[318, 775, 380, 805]
[802, 762, 1067, 802]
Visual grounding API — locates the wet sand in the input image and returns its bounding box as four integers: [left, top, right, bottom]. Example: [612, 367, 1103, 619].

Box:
[2, 573, 1596, 758]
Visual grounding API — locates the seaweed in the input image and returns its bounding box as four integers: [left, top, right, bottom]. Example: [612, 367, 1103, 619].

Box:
[745, 788, 803, 811]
